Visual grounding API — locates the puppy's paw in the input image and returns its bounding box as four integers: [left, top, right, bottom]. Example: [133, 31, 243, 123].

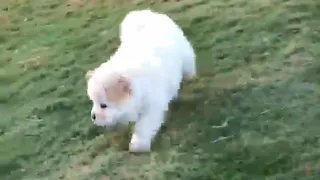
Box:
[129, 141, 150, 153]
[129, 136, 151, 153]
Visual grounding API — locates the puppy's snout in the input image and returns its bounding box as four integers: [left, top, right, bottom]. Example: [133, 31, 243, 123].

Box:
[91, 113, 96, 120]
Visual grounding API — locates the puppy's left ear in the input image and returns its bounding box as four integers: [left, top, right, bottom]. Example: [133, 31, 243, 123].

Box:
[85, 70, 94, 81]
[116, 75, 132, 95]
[104, 74, 132, 103]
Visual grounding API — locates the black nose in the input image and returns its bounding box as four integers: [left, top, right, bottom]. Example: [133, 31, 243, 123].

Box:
[91, 113, 96, 120]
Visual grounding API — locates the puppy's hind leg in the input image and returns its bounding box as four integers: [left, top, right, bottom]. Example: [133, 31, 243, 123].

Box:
[129, 109, 166, 153]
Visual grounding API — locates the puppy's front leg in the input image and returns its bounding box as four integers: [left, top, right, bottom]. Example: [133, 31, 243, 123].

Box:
[129, 109, 165, 153]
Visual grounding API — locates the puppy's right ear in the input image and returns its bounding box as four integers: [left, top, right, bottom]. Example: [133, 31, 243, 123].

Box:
[85, 70, 94, 81]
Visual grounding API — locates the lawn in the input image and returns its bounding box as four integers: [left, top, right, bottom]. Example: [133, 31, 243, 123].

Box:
[1, 0, 320, 179]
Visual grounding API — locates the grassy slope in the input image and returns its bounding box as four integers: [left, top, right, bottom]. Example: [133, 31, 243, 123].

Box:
[1, 0, 320, 179]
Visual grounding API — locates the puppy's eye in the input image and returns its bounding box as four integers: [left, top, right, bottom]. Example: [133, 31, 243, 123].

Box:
[100, 103, 108, 109]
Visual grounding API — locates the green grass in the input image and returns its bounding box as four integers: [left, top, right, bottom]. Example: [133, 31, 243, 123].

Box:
[1, 0, 320, 179]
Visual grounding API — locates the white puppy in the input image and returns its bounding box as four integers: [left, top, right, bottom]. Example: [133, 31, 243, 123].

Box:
[85, 9, 196, 152]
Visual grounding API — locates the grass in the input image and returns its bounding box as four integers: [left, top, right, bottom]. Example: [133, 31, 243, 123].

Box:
[1, 0, 320, 179]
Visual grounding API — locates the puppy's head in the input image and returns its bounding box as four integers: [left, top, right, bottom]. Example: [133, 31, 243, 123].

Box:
[86, 69, 132, 127]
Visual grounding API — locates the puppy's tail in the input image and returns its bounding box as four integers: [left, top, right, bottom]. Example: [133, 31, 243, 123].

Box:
[182, 42, 197, 80]
[119, 9, 154, 43]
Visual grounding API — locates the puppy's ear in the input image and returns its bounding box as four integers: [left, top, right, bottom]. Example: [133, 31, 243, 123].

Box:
[105, 74, 132, 103]
[85, 70, 94, 81]
[116, 75, 132, 95]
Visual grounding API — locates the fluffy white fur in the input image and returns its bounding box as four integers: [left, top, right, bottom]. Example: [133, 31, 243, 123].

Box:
[86, 9, 196, 152]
